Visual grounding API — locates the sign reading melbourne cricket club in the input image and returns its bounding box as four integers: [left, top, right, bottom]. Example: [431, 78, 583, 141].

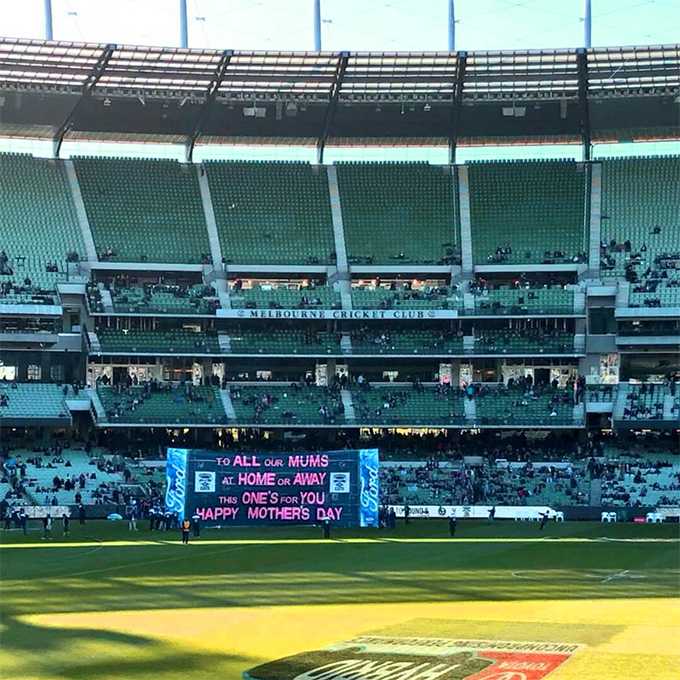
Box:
[244, 636, 582, 680]
[219, 309, 459, 320]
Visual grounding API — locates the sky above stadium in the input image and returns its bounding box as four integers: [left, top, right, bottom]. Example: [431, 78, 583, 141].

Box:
[1, 0, 679, 51]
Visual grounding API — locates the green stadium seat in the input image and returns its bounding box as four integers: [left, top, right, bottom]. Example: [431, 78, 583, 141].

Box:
[230, 284, 340, 309]
[473, 287, 575, 315]
[0, 154, 84, 303]
[351, 284, 461, 310]
[473, 329, 573, 354]
[351, 384, 465, 426]
[475, 385, 573, 426]
[468, 160, 588, 265]
[228, 329, 342, 355]
[0, 383, 72, 422]
[74, 157, 210, 263]
[97, 384, 225, 424]
[229, 384, 345, 425]
[107, 283, 220, 315]
[98, 329, 220, 354]
[206, 161, 335, 265]
[600, 156, 680, 285]
[349, 329, 464, 355]
[336, 163, 460, 265]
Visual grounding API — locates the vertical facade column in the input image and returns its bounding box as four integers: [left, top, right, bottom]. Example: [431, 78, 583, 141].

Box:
[588, 162, 602, 274]
[457, 165, 474, 273]
[196, 165, 225, 274]
[325, 165, 349, 274]
[325, 165, 352, 309]
[64, 160, 98, 262]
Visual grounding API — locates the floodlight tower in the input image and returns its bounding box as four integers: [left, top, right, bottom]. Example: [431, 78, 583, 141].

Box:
[448, 0, 456, 51]
[180, 0, 189, 48]
[584, 0, 592, 48]
[314, 0, 322, 51]
[44, 0, 54, 40]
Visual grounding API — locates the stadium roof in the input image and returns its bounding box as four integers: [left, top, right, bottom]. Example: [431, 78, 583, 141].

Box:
[0, 38, 678, 158]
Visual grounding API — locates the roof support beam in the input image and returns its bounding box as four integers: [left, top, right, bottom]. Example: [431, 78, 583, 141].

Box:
[314, 0, 322, 51]
[448, 52, 467, 165]
[577, 48, 591, 162]
[52, 44, 115, 158]
[44, 0, 54, 40]
[448, 0, 456, 51]
[179, 0, 189, 48]
[316, 52, 349, 164]
[583, 0, 592, 48]
[185, 50, 232, 163]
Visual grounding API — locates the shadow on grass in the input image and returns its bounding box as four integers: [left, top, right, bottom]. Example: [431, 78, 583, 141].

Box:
[1, 614, 250, 680]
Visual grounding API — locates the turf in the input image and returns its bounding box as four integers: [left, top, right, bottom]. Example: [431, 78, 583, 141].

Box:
[0, 520, 678, 680]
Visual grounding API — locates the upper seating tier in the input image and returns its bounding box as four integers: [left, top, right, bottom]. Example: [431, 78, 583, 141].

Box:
[468, 160, 588, 266]
[206, 161, 335, 265]
[0, 154, 84, 304]
[74, 157, 210, 264]
[337, 163, 460, 266]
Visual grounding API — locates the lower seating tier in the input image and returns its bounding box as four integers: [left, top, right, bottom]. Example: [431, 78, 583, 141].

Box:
[229, 384, 345, 425]
[351, 384, 465, 426]
[98, 329, 220, 354]
[97, 385, 225, 424]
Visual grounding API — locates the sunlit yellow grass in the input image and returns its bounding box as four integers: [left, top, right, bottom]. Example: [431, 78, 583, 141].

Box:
[15, 597, 680, 680]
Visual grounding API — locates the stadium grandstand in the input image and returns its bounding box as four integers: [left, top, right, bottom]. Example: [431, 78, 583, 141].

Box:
[2, 37, 678, 435]
[0, 2, 679, 679]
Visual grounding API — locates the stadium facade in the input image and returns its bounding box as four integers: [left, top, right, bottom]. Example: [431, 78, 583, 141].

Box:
[0, 38, 678, 471]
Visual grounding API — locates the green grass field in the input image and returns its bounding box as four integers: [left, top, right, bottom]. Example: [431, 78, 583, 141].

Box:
[1, 519, 679, 680]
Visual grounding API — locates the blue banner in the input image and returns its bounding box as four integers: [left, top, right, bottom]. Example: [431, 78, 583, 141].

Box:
[358, 448, 380, 527]
[165, 447, 188, 521]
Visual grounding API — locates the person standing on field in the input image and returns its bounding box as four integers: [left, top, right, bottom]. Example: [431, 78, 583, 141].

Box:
[449, 510, 457, 537]
[42, 514, 53, 540]
[128, 503, 138, 532]
[62, 513, 70, 538]
[191, 511, 201, 538]
[181, 518, 191, 544]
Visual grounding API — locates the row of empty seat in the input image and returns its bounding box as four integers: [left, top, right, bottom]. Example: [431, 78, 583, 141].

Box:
[2, 155, 677, 286]
[98, 328, 221, 354]
[473, 287, 575, 315]
[468, 160, 588, 265]
[74, 157, 210, 264]
[337, 163, 459, 265]
[97, 384, 224, 424]
[93, 328, 576, 356]
[600, 156, 680, 278]
[0, 154, 84, 301]
[0, 383, 72, 422]
[207, 161, 335, 265]
[230, 284, 340, 310]
[105, 284, 220, 315]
